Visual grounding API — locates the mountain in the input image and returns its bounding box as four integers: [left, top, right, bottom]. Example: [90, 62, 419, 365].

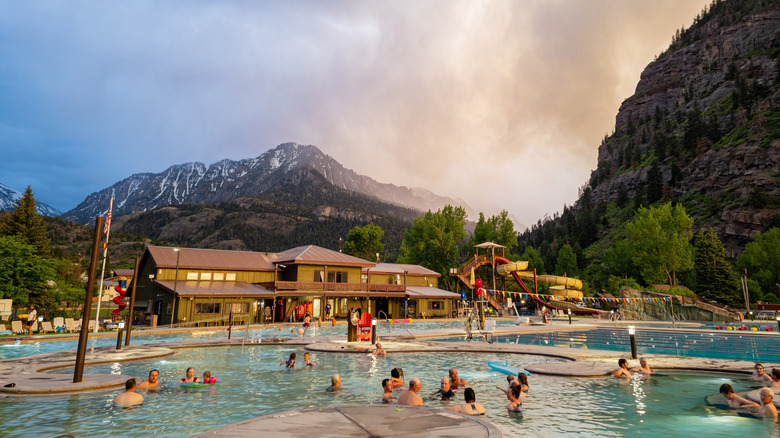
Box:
[0, 183, 62, 217]
[62, 142, 473, 224]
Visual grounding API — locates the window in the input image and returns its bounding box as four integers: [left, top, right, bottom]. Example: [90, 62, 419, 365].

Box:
[428, 301, 444, 310]
[339, 298, 348, 313]
[226, 273, 236, 281]
[186, 272, 198, 280]
[200, 272, 212, 281]
[195, 302, 221, 314]
[314, 270, 348, 283]
[227, 302, 250, 313]
[213, 272, 225, 281]
[361, 274, 368, 283]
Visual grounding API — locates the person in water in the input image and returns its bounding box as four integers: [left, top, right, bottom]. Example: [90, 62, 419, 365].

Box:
[390, 368, 404, 388]
[202, 371, 217, 384]
[374, 342, 387, 356]
[303, 352, 316, 367]
[753, 363, 772, 385]
[381, 378, 393, 403]
[181, 367, 198, 383]
[280, 352, 296, 369]
[516, 373, 529, 392]
[114, 378, 144, 407]
[613, 359, 631, 379]
[398, 378, 423, 406]
[630, 358, 653, 376]
[771, 369, 780, 388]
[506, 384, 524, 412]
[719, 383, 759, 409]
[327, 374, 342, 392]
[435, 377, 455, 400]
[449, 368, 468, 389]
[447, 388, 485, 415]
[137, 369, 159, 390]
[758, 388, 778, 420]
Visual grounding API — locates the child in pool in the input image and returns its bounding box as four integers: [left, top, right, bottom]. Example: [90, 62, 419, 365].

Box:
[202, 370, 217, 384]
[280, 352, 296, 368]
[303, 352, 317, 367]
[181, 366, 198, 383]
[719, 383, 759, 409]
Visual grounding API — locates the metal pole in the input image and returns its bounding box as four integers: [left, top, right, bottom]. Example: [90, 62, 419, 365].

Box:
[94, 195, 114, 333]
[74, 216, 103, 384]
[629, 326, 637, 359]
[228, 310, 233, 340]
[125, 257, 139, 346]
[115, 329, 123, 350]
[170, 249, 180, 328]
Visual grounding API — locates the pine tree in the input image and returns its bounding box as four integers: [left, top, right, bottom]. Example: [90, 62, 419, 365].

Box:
[694, 228, 739, 306]
[0, 186, 50, 255]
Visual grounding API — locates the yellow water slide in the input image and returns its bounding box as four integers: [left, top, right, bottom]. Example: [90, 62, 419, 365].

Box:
[495, 257, 583, 298]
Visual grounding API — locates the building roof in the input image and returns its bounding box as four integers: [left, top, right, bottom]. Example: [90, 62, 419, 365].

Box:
[474, 242, 505, 248]
[154, 280, 275, 298]
[113, 269, 135, 278]
[147, 246, 279, 271]
[368, 263, 440, 277]
[274, 245, 375, 268]
[405, 285, 461, 299]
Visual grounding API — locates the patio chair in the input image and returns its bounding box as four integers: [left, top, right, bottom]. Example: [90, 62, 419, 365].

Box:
[88, 320, 96, 331]
[41, 321, 54, 333]
[53, 317, 64, 332]
[11, 320, 24, 334]
[31, 320, 38, 333]
[65, 318, 77, 333]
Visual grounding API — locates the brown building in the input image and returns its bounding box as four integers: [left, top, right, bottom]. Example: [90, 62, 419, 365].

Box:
[132, 245, 459, 326]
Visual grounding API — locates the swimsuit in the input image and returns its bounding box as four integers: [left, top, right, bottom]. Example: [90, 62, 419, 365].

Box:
[470, 403, 482, 416]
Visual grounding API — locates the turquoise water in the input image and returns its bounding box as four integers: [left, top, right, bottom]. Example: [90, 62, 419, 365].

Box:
[446, 328, 780, 363]
[1, 346, 778, 437]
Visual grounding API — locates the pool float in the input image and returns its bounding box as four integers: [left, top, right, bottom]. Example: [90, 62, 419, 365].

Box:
[181, 382, 217, 389]
[487, 360, 531, 376]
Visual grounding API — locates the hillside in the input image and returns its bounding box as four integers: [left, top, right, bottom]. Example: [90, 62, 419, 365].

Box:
[518, 0, 780, 287]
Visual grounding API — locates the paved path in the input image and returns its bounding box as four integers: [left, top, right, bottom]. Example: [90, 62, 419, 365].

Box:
[190, 405, 502, 438]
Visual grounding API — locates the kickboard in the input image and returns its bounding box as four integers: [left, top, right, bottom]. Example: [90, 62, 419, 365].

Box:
[181, 382, 217, 388]
[487, 360, 531, 376]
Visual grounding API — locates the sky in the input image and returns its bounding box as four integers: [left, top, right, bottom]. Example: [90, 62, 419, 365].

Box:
[0, 0, 712, 229]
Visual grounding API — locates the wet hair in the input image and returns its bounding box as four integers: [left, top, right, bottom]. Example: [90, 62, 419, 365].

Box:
[186, 366, 194, 374]
[755, 363, 764, 370]
[510, 385, 523, 398]
[289, 352, 296, 360]
[331, 374, 340, 386]
[506, 375, 516, 384]
[464, 387, 476, 403]
[398, 368, 404, 378]
[772, 369, 780, 380]
[518, 374, 528, 386]
[125, 378, 137, 390]
[391, 368, 400, 379]
[719, 383, 734, 395]
[149, 369, 159, 377]
[382, 378, 391, 390]
[618, 358, 628, 367]
[203, 371, 211, 379]
[304, 352, 310, 357]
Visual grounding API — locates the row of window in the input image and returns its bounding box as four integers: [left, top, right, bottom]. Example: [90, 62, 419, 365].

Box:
[186, 272, 237, 281]
[194, 302, 250, 314]
[314, 270, 348, 283]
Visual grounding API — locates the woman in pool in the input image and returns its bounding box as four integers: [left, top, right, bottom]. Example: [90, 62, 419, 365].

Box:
[517, 373, 529, 392]
[280, 352, 296, 368]
[447, 388, 486, 416]
[752, 363, 772, 384]
[506, 384, 524, 412]
[181, 367, 198, 383]
[390, 368, 404, 389]
[719, 383, 759, 409]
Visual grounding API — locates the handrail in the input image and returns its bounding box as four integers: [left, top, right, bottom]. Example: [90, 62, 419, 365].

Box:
[377, 310, 389, 336]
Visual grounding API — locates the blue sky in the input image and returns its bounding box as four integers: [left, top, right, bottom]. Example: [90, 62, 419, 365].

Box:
[0, 0, 711, 227]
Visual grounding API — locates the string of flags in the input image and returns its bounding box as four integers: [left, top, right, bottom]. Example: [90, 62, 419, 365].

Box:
[464, 288, 672, 303]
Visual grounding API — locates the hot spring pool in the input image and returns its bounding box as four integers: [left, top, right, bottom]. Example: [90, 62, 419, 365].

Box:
[1, 346, 777, 437]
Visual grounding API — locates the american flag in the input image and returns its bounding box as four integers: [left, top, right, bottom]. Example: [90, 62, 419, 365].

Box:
[103, 210, 112, 234]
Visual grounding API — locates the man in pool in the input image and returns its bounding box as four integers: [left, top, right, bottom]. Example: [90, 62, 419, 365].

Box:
[758, 388, 778, 420]
[718, 383, 759, 409]
[449, 368, 467, 389]
[613, 358, 631, 379]
[381, 378, 393, 403]
[753, 363, 772, 385]
[327, 374, 341, 392]
[137, 369, 160, 390]
[398, 378, 423, 406]
[114, 378, 144, 407]
[374, 342, 387, 356]
[630, 358, 653, 375]
[435, 377, 455, 400]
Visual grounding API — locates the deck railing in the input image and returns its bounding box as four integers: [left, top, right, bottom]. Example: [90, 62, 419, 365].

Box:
[274, 281, 406, 293]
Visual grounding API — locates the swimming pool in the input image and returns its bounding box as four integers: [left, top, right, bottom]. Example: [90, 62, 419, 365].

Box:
[472, 328, 780, 363]
[0, 346, 774, 438]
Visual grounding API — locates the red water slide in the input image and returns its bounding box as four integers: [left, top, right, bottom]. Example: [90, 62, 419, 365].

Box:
[111, 285, 127, 316]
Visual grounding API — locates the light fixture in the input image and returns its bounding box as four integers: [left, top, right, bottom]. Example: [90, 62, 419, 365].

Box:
[628, 325, 637, 359]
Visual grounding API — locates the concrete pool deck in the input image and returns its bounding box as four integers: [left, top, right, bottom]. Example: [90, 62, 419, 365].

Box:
[190, 405, 502, 438]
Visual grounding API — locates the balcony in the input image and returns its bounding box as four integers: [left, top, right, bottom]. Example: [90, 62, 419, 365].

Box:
[274, 281, 406, 293]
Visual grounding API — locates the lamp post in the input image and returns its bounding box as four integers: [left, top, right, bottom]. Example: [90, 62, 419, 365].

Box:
[628, 325, 637, 359]
[171, 248, 180, 328]
[567, 308, 572, 325]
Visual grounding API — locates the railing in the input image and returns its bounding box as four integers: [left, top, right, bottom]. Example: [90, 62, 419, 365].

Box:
[274, 281, 406, 293]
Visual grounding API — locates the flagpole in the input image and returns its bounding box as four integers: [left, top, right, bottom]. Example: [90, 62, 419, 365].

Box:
[94, 195, 114, 333]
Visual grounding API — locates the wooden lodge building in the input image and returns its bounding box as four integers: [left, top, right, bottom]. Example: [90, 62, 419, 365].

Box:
[133, 245, 459, 326]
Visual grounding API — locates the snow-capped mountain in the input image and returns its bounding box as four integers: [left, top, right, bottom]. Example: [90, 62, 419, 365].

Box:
[0, 183, 62, 217]
[63, 143, 473, 224]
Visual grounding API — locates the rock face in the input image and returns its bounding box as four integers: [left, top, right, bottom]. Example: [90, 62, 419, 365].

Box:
[62, 143, 473, 224]
[587, 1, 780, 257]
[0, 183, 61, 217]
[620, 287, 738, 322]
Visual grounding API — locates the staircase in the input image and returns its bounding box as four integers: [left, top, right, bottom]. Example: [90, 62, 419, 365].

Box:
[450, 255, 489, 289]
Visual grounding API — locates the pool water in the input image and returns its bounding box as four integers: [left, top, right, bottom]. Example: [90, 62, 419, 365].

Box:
[1, 347, 777, 438]
[473, 328, 780, 363]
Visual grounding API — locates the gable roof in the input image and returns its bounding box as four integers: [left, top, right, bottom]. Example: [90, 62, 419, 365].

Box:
[274, 245, 375, 268]
[146, 246, 279, 271]
[368, 263, 440, 277]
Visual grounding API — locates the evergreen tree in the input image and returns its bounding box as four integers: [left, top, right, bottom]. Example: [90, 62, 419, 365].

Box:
[467, 210, 516, 254]
[737, 227, 780, 303]
[555, 244, 578, 276]
[694, 228, 740, 306]
[342, 223, 385, 262]
[519, 246, 544, 272]
[0, 186, 50, 255]
[0, 235, 55, 307]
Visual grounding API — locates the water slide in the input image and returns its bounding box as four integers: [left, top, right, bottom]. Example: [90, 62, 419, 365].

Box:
[493, 256, 604, 316]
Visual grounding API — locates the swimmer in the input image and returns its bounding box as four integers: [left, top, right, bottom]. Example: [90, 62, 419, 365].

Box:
[374, 342, 387, 356]
[506, 384, 524, 412]
[435, 377, 455, 400]
[719, 383, 759, 409]
[303, 352, 317, 367]
[114, 378, 143, 407]
[447, 387, 485, 415]
[280, 352, 296, 369]
[753, 363, 772, 385]
[613, 359, 631, 379]
[327, 374, 341, 392]
[398, 378, 423, 406]
[758, 388, 778, 420]
[517, 373, 529, 392]
[630, 358, 653, 376]
[449, 368, 468, 389]
[137, 369, 160, 390]
[202, 371, 217, 384]
[381, 378, 393, 403]
[181, 367, 198, 383]
[771, 369, 780, 388]
[391, 368, 405, 388]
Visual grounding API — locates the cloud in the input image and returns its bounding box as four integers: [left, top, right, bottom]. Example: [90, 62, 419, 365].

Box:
[0, 0, 711, 228]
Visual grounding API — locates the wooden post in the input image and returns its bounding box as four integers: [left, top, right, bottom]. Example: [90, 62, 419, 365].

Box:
[124, 257, 139, 346]
[73, 216, 103, 384]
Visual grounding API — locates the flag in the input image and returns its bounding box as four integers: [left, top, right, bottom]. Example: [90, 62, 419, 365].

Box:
[104, 210, 112, 234]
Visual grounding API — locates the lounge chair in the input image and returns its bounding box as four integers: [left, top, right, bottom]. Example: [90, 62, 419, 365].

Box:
[88, 320, 96, 331]
[53, 317, 64, 332]
[11, 321, 24, 334]
[31, 320, 38, 333]
[65, 318, 76, 333]
[41, 321, 54, 333]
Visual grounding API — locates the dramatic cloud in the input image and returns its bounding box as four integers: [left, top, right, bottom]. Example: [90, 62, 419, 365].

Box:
[0, 0, 711, 228]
